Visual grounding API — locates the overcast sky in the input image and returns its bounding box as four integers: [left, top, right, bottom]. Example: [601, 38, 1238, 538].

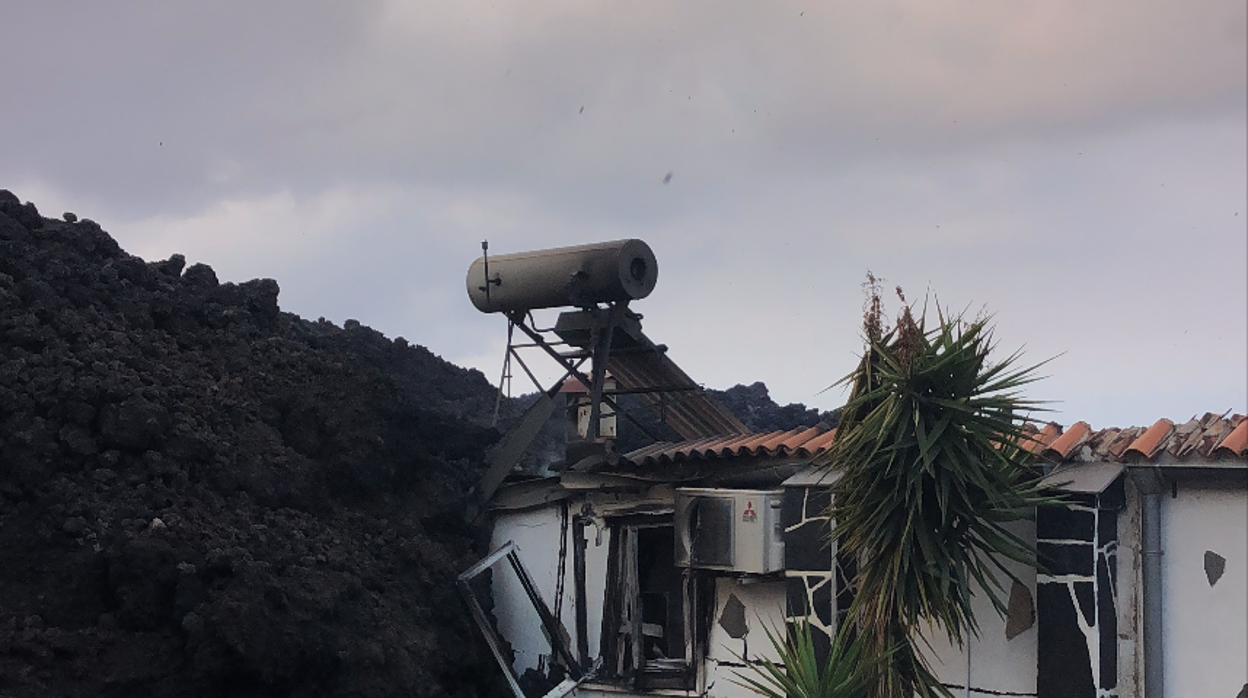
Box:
[4, 1, 1245, 430]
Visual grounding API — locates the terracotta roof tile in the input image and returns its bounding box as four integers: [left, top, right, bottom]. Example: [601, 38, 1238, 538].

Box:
[1020, 422, 1062, 454]
[616, 413, 1246, 471]
[780, 426, 822, 451]
[728, 433, 764, 451]
[1048, 415, 1245, 466]
[799, 428, 838, 455]
[1124, 418, 1174, 461]
[1104, 427, 1145, 459]
[1168, 415, 1214, 458]
[1043, 421, 1092, 461]
[1214, 417, 1248, 459]
[1082, 427, 1121, 458]
[744, 431, 791, 454]
[1181, 413, 1237, 458]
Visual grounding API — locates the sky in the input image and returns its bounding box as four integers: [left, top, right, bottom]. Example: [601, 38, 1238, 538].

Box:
[3, 1, 1245, 430]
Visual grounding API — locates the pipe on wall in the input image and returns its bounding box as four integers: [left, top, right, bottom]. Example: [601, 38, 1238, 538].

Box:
[1134, 468, 1165, 698]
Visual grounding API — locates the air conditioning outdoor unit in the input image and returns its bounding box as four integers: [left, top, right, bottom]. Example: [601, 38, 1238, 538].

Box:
[675, 488, 784, 574]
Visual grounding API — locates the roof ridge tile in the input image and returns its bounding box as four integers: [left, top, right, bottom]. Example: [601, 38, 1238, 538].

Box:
[1213, 418, 1248, 459]
[1104, 426, 1144, 459]
[1043, 421, 1092, 461]
[1022, 422, 1062, 454]
[1125, 418, 1174, 461]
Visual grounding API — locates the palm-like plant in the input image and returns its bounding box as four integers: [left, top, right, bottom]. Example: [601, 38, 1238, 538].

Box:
[814, 283, 1054, 698]
[733, 621, 875, 698]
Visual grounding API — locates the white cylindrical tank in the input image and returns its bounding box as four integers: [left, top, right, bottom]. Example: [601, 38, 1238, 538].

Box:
[466, 239, 658, 313]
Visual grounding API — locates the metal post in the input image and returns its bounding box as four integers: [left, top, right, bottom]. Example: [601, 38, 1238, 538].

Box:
[573, 515, 589, 668]
[507, 309, 664, 442]
[587, 303, 625, 441]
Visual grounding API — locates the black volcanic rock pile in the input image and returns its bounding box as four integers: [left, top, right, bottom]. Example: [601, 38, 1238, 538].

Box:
[708, 381, 837, 434]
[0, 191, 510, 697]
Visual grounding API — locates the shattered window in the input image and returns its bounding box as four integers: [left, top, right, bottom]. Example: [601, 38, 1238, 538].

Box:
[600, 517, 704, 691]
[458, 542, 582, 698]
[637, 526, 686, 661]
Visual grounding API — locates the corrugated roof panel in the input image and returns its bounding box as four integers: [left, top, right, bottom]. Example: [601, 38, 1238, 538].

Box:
[606, 350, 747, 440]
[779, 426, 822, 452]
[623, 440, 679, 464]
[798, 429, 838, 455]
[716, 432, 768, 456]
[753, 429, 804, 455]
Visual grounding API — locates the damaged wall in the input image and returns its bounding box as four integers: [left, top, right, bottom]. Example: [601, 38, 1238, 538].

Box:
[488, 505, 611, 678]
[702, 579, 788, 697]
[487, 494, 797, 698]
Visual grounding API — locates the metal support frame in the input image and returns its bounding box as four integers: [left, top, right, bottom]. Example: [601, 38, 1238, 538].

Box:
[504, 305, 665, 444]
[586, 303, 625, 440]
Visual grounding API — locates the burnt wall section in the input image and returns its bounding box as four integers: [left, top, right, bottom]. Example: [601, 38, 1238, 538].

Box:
[782, 486, 837, 660]
[1036, 477, 1123, 698]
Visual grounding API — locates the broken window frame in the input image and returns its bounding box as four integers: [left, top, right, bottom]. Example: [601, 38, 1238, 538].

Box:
[597, 513, 708, 692]
[457, 541, 584, 698]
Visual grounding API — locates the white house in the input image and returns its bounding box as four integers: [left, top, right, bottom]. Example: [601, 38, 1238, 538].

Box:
[463, 411, 1247, 698]
[456, 237, 1246, 698]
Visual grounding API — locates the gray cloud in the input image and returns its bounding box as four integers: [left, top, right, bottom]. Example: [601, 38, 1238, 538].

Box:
[7, 1, 1243, 209]
[3, 0, 1244, 429]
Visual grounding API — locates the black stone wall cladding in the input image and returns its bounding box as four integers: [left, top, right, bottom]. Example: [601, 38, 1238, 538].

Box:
[834, 550, 857, 626]
[1036, 583, 1096, 698]
[1036, 479, 1122, 698]
[783, 487, 831, 571]
[782, 486, 837, 659]
[1097, 553, 1117, 688]
[1036, 507, 1095, 540]
[1038, 541, 1096, 577]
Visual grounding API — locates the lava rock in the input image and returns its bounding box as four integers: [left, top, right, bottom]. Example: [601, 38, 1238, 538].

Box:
[0, 190, 509, 698]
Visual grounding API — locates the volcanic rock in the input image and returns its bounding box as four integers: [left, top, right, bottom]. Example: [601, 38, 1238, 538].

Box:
[0, 190, 510, 697]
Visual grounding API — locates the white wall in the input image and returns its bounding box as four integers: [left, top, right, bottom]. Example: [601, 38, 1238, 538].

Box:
[490, 505, 611, 675]
[921, 519, 1039, 697]
[490, 507, 567, 674]
[702, 578, 789, 698]
[1161, 483, 1248, 698]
